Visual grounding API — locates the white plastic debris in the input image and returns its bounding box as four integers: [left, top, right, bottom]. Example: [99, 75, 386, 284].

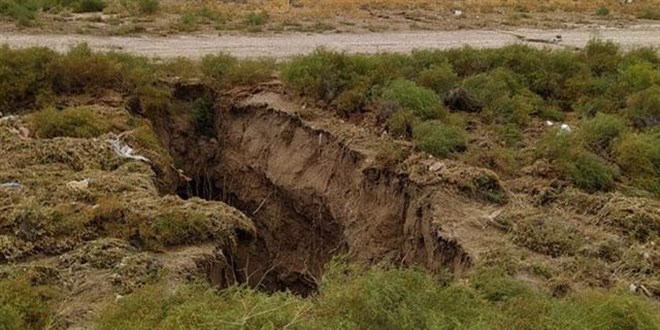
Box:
[560, 123, 572, 133]
[66, 178, 90, 191]
[108, 138, 150, 163]
[0, 181, 22, 189]
[546, 120, 554, 127]
[452, 9, 464, 17]
[629, 283, 638, 292]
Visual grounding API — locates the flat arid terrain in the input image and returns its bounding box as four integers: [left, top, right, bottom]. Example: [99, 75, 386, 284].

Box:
[1, 1, 659, 329]
[2, 25, 660, 58]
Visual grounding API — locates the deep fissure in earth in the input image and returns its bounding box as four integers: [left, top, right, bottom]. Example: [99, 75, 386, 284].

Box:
[154, 85, 471, 296]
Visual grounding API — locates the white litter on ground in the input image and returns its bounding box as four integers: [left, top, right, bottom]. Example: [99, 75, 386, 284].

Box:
[66, 178, 90, 190]
[108, 138, 150, 163]
[0, 181, 22, 189]
[560, 123, 572, 133]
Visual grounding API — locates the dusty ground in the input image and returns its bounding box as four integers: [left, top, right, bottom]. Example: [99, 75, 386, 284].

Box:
[1, 24, 660, 58]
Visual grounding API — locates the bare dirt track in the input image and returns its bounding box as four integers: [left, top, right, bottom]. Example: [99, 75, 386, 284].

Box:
[2, 25, 660, 58]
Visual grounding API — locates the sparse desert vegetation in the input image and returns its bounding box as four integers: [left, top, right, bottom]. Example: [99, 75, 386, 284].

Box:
[0, 0, 659, 35]
[0, 37, 659, 329]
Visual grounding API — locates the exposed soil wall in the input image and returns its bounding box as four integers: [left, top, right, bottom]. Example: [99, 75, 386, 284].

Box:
[154, 86, 473, 295]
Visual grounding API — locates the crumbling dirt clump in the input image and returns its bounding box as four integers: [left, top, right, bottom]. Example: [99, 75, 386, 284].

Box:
[0, 107, 256, 327]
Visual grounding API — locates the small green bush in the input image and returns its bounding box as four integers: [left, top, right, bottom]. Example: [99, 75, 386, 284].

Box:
[69, 0, 106, 13]
[382, 79, 446, 120]
[485, 94, 535, 126]
[595, 6, 610, 16]
[283, 50, 373, 103]
[415, 62, 458, 96]
[573, 96, 617, 118]
[243, 10, 268, 26]
[583, 39, 621, 76]
[202, 54, 274, 86]
[537, 131, 617, 192]
[614, 132, 660, 193]
[0, 45, 56, 113]
[136, 0, 159, 14]
[412, 120, 467, 158]
[562, 151, 616, 192]
[151, 211, 213, 247]
[625, 85, 660, 129]
[580, 113, 626, 153]
[470, 267, 532, 302]
[461, 67, 526, 107]
[637, 6, 660, 20]
[619, 62, 659, 92]
[191, 96, 214, 137]
[30, 107, 111, 138]
[49, 43, 123, 94]
[0, 277, 61, 330]
[387, 110, 418, 138]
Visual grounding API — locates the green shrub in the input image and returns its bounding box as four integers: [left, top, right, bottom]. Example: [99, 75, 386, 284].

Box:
[528, 50, 589, 106]
[538, 104, 566, 121]
[461, 67, 527, 107]
[580, 113, 626, 153]
[191, 96, 214, 137]
[387, 110, 418, 138]
[583, 39, 621, 76]
[0, 0, 39, 26]
[595, 6, 609, 16]
[412, 120, 467, 158]
[202, 54, 274, 87]
[619, 62, 659, 92]
[470, 267, 532, 302]
[614, 132, 660, 193]
[0, 277, 61, 330]
[0, 45, 56, 113]
[485, 94, 535, 126]
[625, 85, 660, 129]
[136, 0, 159, 14]
[443, 46, 493, 76]
[573, 96, 617, 118]
[382, 79, 446, 120]
[96, 260, 660, 330]
[150, 211, 213, 247]
[243, 10, 268, 26]
[563, 151, 616, 192]
[49, 43, 123, 94]
[637, 6, 660, 20]
[97, 282, 307, 330]
[495, 123, 523, 147]
[537, 131, 617, 192]
[200, 53, 237, 81]
[415, 62, 458, 96]
[69, 0, 106, 13]
[30, 107, 111, 138]
[282, 50, 375, 103]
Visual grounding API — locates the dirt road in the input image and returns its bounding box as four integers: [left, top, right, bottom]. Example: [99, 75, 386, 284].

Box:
[2, 25, 659, 58]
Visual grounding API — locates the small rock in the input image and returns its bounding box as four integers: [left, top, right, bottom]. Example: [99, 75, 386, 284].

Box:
[429, 162, 447, 172]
